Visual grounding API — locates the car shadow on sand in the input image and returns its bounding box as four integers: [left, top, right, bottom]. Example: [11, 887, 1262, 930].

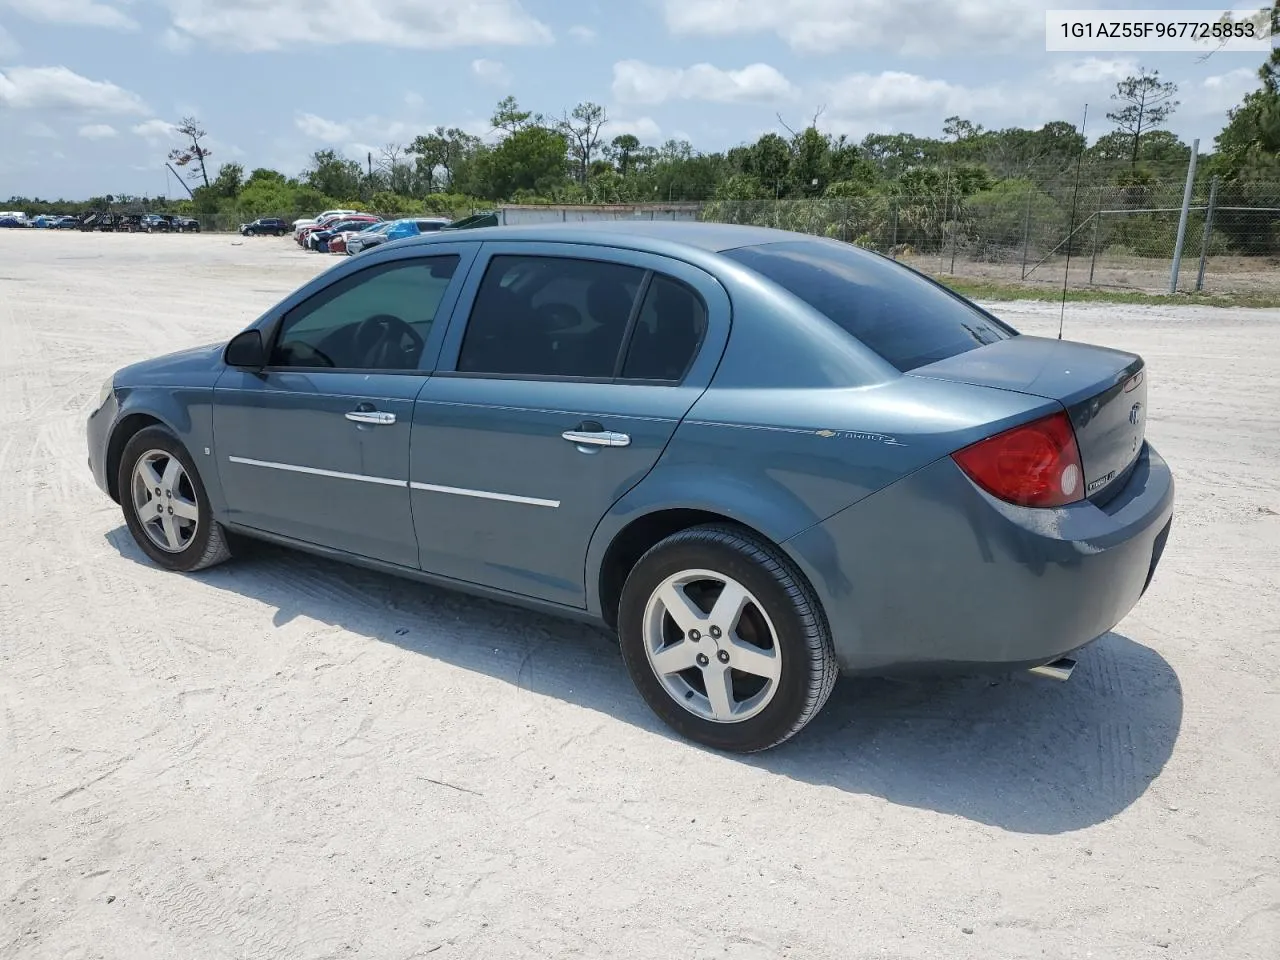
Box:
[106, 528, 1183, 835]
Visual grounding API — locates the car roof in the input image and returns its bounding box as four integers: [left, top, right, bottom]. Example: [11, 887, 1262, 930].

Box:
[399, 220, 812, 255]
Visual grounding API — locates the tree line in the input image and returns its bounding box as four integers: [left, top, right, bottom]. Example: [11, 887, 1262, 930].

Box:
[9, 35, 1279, 255]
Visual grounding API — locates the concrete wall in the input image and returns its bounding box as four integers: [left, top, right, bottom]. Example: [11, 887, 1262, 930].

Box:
[497, 203, 702, 225]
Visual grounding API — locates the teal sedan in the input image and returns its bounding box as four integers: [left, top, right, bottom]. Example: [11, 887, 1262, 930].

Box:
[87, 222, 1174, 752]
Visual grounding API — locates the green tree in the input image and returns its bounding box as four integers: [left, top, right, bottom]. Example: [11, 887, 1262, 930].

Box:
[167, 117, 213, 189]
[475, 125, 569, 199]
[560, 101, 608, 186]
[1107, 69, 1180, 172]
[607, 134, 641, 176]
[1211, 9, 1280, 181]
[210, 162, 244, 199]
[409, 126, 482, 192]
[304, 150, 362, 199]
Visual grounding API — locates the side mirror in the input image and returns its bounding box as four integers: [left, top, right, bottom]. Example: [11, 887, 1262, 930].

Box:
[224, 329, 266, 369]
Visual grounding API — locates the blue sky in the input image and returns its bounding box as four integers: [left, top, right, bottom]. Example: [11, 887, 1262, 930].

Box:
[0, 1, 1270, 198]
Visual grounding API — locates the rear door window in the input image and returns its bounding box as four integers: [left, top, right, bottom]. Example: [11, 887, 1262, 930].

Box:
[456, 255, 645, 379]
[722, 240, 1015, 371]
[619, 275, 707, 381]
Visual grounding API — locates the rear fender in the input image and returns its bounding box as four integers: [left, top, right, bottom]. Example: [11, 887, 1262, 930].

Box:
[583, 461, 827, 618]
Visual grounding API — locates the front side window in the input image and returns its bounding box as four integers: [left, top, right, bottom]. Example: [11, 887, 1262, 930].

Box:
[271, 255, 459, 370]
[457, 255, 645, 378]
[722, 240, 1015, 372]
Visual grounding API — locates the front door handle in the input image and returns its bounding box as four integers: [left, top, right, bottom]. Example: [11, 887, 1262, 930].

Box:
[561, 429, 631, 448]
[346, 408, 396, 425]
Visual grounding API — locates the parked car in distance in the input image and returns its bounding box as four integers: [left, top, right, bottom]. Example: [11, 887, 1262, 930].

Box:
[171, 216, 200, 233]
[141, 214, 172, 232]
[293, 209, 359, 240]
[53, 215, 82, 229]
[0, 211, 30, 226]
[349, 217, 450, 254]
[343, 220, 394, 255]
[241, 218, 288, 237]
[0, 216, 30, 228]
[327, 222, 383, 255]
[87, 222, 1174, 753]
[295, 215, 346, 246]
[307, 216, 381, 251]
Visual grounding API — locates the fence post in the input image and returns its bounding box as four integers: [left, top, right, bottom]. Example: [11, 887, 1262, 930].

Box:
[939, 172, 951, 272]
[891, 198, 899, 258]
[1195, 176, 1219, 292]
[1020, 189, 1032, 280]
[949, 205, 959, 274]
[1088, 188, 1103, 285]
[1169, 138, 1200, 295]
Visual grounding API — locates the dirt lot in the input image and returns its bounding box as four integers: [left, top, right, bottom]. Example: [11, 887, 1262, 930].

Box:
[1, 231, 1278, 960]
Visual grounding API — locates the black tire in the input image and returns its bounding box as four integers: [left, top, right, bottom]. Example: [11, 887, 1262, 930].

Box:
[118, 426, 232, 573]
[617, 524, 838, 753]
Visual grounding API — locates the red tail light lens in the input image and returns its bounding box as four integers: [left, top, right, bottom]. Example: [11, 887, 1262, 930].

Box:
[952, 410, 1084, 508]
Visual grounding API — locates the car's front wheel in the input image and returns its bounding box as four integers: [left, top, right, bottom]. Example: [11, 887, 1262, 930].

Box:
[118, 426, 232, 573]
[617, 524, 838, 753]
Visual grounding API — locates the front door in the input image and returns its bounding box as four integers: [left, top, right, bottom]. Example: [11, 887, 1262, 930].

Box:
[213, 249, 472, 568]
[409, 242, 730, 606]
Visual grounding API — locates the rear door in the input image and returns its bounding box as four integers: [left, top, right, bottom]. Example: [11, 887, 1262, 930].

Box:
[409, 242, 731, 606]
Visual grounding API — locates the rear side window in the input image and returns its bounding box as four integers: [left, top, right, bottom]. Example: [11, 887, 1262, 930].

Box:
[722, 240, 1014, 371]
[620, 276, 707, 381]
[457, 255, 645, 379]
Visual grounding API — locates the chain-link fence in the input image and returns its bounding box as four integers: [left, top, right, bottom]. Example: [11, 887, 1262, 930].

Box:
[58, 177, 1280, 297]
[700, 179, 1280, 297]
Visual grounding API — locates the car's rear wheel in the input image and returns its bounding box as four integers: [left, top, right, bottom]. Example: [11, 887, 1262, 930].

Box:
[617, 524, 838, 753]
[119, 426, 231, 573]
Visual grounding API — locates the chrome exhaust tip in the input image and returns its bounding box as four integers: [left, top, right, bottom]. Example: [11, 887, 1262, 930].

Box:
[1028, 657, 1077, 682]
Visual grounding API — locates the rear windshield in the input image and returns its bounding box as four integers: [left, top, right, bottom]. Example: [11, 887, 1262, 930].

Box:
[722, 240, 1015, 372]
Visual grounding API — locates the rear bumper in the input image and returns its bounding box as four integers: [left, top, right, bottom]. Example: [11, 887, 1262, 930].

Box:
[786, 442, 1175, 675]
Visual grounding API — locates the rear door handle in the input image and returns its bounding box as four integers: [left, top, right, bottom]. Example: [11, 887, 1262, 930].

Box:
[346, 409, 396, 425]
[561, 430, 631, 448]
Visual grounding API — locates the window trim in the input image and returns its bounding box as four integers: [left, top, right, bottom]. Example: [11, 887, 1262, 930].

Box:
[261, 253, 462, 375]
[447, 253, 709, 387]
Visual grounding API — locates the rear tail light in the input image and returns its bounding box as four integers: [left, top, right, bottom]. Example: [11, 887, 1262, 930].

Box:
[952, 410, 1084, 508]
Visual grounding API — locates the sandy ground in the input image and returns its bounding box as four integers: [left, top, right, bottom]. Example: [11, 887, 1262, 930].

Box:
[1, 231, 1278, 960]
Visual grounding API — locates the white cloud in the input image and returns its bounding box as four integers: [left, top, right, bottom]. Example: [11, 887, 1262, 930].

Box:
[1050, 58, 1139, 85]
[403, 91, 424, 108]
[132, 118, 180, 141]
[295, 112, 352, 143]
[822, 71, 1013, 122]
[0, 66, 148, 114]
[159, 0, 552, 52]
[471, 58, 511, 87]
[604, 116, 662, 142]
[78, 123, 118, 139]
[568, 24, 596, 43]
[0, 0, 137, 30]
[662, 0, 1051, 56]
[1202, 67, 1258, 92]
[612, 60, 795, 105]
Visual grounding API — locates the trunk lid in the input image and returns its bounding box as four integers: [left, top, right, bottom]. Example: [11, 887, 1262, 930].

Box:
[910, 335, 1147, 501]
